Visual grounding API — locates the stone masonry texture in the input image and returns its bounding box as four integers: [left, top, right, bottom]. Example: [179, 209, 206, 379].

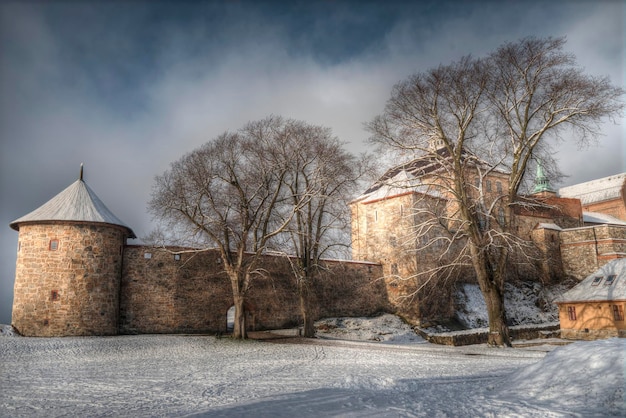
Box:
[12, 222, 126, 336]
[119, 247, 389, 334]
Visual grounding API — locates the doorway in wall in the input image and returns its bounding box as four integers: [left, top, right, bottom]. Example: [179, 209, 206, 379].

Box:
[226, 305, 236, 332]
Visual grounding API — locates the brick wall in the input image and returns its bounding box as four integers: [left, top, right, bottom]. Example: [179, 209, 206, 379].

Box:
[12, 223, 127, 336]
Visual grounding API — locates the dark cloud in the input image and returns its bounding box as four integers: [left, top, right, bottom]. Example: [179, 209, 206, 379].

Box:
[0, 0, 623, 324]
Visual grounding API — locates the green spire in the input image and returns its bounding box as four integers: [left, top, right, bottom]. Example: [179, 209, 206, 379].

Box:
[533, 160, 553, 193]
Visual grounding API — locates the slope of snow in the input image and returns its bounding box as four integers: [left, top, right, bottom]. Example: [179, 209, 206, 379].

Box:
[0, 328, 623, 417]
[455, 282, 564, 329]
[498, 338, 626, 416]
[315, 314, 425, 344]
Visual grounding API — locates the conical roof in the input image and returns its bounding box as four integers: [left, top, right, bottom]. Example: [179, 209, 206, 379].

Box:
[10, 170, 136, 238]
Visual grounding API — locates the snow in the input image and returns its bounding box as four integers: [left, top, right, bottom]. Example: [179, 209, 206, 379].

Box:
[1, 320, 624, 417]
[315, 314, 425, 344]
[557, 258, 626, 303]
[559, 172, 626, 205]
[455, 282, 563, 329]
[583, 211, 626, 226]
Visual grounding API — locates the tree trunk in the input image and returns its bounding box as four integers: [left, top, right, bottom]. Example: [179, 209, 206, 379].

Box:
[482, 283, 511, 347]
[469, 241, 512, 347]
[232, 294, 247, 339]
[299, 279, 315, 338]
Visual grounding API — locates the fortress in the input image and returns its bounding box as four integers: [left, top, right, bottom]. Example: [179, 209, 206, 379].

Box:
[9, 165, 626, 336]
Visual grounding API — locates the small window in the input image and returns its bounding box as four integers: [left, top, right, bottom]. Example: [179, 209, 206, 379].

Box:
[474, 178, 480, 189]
[567, 306, 577, 321]
[174, 254, 181, 261]
[591, 276, 603, 286]
[391, 263, 399, 275]
[374, 211, 378, 222]
[498, 208, 506, 226]
[144, 252, 152, 259]
[604, 275, 616, 286]
[49, 239, 59, 251]
[612, 305, 624, 321]
[50, 290, 59, 301]
[496, 181, 502, 193]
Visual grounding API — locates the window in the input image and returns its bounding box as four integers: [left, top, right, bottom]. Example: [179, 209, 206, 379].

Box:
[604, 275, 616, 286]
[498, 208, 506, 226]
[50, 290, 59, 301]
[49, 239, 59, 251]
[496, 181, 502, 193]
[174, 254, 181, 261]
[144, 252, 152, 259]
[567, 306, 577, 321]
[474, 178, 480, 189]
[591, 276, 603, 286]
[486, 180, 492, 192]
[612, 305, 624, 321]
[391, 263, 399, 275]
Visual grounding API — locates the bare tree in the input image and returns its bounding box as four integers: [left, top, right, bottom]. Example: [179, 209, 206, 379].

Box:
[148, 116, 304, 339]
[272, 121, 370, 337]
[368, 37, 624, 346]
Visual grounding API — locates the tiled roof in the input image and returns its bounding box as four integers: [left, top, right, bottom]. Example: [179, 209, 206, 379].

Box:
[559, 173, 626, 205]
[10, 178, 136, 238]
[556, 258, 626, 303]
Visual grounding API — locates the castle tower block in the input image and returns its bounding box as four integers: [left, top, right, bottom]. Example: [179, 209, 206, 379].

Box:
[9, 166, 135, 336]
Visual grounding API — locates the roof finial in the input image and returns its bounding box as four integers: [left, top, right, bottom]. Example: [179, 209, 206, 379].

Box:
[80, 163, 84, 181]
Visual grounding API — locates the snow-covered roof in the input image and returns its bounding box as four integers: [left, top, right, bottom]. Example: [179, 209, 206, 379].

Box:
[10, 177, 136, 238]
[353, 148, 504, 204]
[582, 211, 626, 226]
[558, 173, 626, 205]
[353, 169, 445, 204]
[556, 258, 626, 303]
[535, 223, 562, 231]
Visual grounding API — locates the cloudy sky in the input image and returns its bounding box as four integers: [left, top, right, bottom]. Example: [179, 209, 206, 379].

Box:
[0, 0, 624, 324]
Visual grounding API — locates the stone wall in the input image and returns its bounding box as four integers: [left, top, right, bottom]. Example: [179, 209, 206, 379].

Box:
[560, 225, 626, 280]
[351, 192, 460, 325]
[120, 246, 389, 334]
[12, 222, 127, 336]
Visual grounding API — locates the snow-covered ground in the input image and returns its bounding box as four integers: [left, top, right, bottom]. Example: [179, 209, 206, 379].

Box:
[1, 317, 624, 417]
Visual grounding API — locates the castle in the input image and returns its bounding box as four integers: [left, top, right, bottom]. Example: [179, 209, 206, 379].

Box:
[350, 156, 626, 324]
[9, 163, 626, 336]
[9, 167, 388, 337]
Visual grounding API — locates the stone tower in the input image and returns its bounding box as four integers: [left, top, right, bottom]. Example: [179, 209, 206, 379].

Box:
[9, 166, 135, 336]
